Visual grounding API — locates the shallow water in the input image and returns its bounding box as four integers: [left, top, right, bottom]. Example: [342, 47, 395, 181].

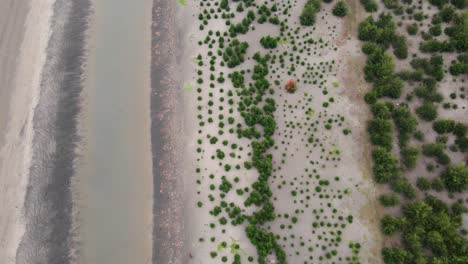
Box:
[78, 0, 153, 263]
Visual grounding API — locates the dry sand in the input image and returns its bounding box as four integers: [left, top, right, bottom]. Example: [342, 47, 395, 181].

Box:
[170, 0, 384, 263]
[0, 0, 54, 262]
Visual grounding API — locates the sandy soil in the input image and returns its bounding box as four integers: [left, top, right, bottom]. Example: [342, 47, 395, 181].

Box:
[0, 0, 54, 262]
[170, 0, 384, 263]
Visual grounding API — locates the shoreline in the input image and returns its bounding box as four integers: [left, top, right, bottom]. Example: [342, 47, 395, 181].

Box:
[0, 0, 55, 262]
[151, 0, 186, 263]
[16, 0, 91, 263]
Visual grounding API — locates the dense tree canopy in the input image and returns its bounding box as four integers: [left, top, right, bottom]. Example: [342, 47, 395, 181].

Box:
[441, 164, 468, 192]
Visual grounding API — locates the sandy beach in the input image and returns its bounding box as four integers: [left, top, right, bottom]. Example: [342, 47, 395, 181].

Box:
[0, 0, 54, 262]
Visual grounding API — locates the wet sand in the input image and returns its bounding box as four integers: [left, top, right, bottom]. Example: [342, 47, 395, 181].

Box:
[0, 0, 53, 262]
[2, 0, 153, 263]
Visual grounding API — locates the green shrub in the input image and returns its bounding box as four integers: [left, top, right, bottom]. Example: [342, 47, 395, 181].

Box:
[381, 215, 404, 235]
[300, 0, 321, 26]
[382, 248, 412, 264]
[392, 35, 408, 59]
[332, 1, 348, 17]
[406, 23, 418, 35]
[391, 177, 416, 199]
[416, 103, 438, 121]
[416, 177, 432, 191]
[441, 164, 468, 192]
[360, 0, 378, 12]
[379, 194, 400, 207]
[433, 119, 456, 134]
[368, 118, 393, 150]
[260, 36, 278, 49]
[401, 147, 419, 169]
[372, 147, 400, 183]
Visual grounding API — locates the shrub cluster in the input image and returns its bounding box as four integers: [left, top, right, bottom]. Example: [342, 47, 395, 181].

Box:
[382, 199, 467, 263]
[300, 0, 321, 26]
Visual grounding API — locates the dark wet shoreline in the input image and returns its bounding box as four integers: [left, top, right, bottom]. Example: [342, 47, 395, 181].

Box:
[16, 0, 91, 263]
[151, 0, 185, 263]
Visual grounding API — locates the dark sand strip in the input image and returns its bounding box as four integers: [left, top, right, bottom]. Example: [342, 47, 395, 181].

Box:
[151, 0, 186, 263]
[16, 0, 91, 263]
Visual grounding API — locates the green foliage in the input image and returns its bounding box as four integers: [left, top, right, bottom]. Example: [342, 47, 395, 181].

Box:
[300, 0, 321, 26]
[433, 119, 456, 134]
[392, 105, 417, 145]
[371, 102, 392, 119]
[428, 0, 448, 8]
[392, 35, 408, 59]
[391, 177, 416, 199]
[395, 200, 468, 261]
[383, 0, 400, 9]
[420, 13, 467, 52]
[233, 254, 241, 264]
[414, 79, 443, 103]
[223, 39, 249, 68]
[381, 215, 404, 235]
[210, 137, 219, 144]
[429, 24, 442, 36]
[379, 194, 400, 207]
[368, 118, 394, 150]
[449, 53, 468, 76]
[245, 225, 286, 264]
[360, 0, 378, 12]
[406, 23, 418, 35]
[382, 247, 412, 264]
[332, 1, 348, 17]
[358, 14, 396, 48]
[219, 176, 233, 193]
[374, 76, 404, 98]
[372, 147, 400, 183]
[364, 91, 378, 104]
[401, 146, 419, 169]
[440, 6, 455, 22]
[364, 47, 395, 83]
[416, 102, 438, 121]
[419, 39, 454, 53]
[422, 143, 450, 165]
[455, 136, 468, 152]
[416, 177, 432, 191]
[260, 35, 278, 49]
[451, 0, 467, 9]
[441, 164, 468, 192]
[230, 71, 245, 88]
[410, 56, 444, 81]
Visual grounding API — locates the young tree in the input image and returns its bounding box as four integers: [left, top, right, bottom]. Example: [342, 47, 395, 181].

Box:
[372, 147, 400, 183]
[441, 164, 468, 192]
[300, 0, 321, 26]
[332, 1, 348, 17]
[416, 103, 438, 121]
[381, 215, 404, 235]
[416, 177, 432, 191]
[393, 35, 408, 59]
[260, 36, 278, 49]
[401, 146, 419, 169]
[433, 119, 456, 134]
[382, 248, 412, 264]
[379, 194, 400, 207]
[360, 0, 378, 12]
